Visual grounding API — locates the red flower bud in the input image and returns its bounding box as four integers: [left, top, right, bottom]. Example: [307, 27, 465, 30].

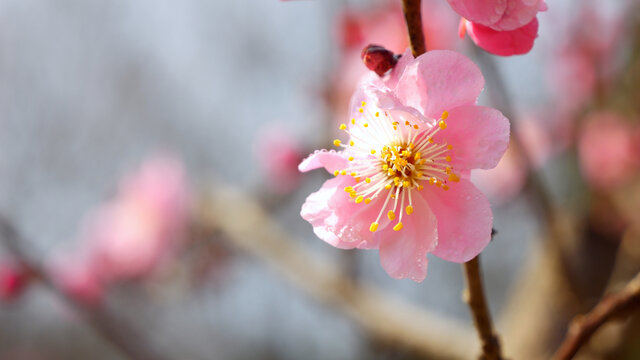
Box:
[361, 44, 399, 76]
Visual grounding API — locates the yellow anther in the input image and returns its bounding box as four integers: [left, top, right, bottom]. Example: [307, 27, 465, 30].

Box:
[414, 152, 421, 160]
[441, 110, 449, 120]
[406, 205, 414, 215]
[333, 139, 342, 147]
[361, 101, 366, 106]
[339, 123, 347, 130]
[447, 144, 453, 150]
[442, 184, 450, 191]
[349, 140, 354, 146]
[430, 177, 437, 185]
[445, 155, 452, 162]
[363, 123, 369, 128]
[334, 170, 339, 176]
[348, 156, 354, 161]
[445, 166, 451, 174]
[349, 192, 357, 198]
[418, 185, 424, 190]
[392, 121, 399, 126]
[413, 124, 419, 129]
[405, 120, 410, 126]
[340, 170, 347, 175]
[393, 222, 403, 231]
[382, 164, 389, 170]
[439, 120, 447, 130]
[355, 195, 364, 204]
[409, 143, 415, 149]
[351, 118, 356, 125]
[387, 210, 396, 220]
[435, 180, 442, 187]
[355, 177, 361, 182]
[385, 184, 392, 190]
[365, 178, 371, 183]
[393, 126, 398, 130]
[369, 222, 379, 232]
[428, 137, 434, 143]
[391, 194, 396, 199]
[375, 112, 380, 117]
[358, 108, 364, 113]
[350, 172, 357, 177]
[403, 180, 410, 187]
[364, 198, 371, 204]
[370, 149, 376, 155]
[344, 186, 353, 192]
[416, 172, 423, 177]
[448, 173, 460, 182]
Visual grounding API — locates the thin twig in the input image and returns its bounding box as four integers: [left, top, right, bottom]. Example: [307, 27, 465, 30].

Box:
[0, 216, 171, 360]
[199, 183, 475, 360]
[463, 256, 503, 360]
[401, 0, 426, 56]
[552, 272, 640, 360]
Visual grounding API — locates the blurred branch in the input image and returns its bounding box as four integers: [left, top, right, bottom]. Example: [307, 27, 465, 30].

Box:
[401, 0, 426, 56]
[463, 256, 503, 360]
[552, 272, 640, 360]
[198, 182, 476, 360]
[0, 216, 172, 360]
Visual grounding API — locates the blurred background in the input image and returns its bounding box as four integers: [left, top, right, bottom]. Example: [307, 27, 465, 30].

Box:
[0, 0, 639, 359]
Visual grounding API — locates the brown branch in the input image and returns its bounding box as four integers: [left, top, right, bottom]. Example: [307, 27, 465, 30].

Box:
[401, 0, 426, 57]
[0, 216, 171, 360]
[463, 256, 503, 360]
[199, 182, 476, 360]
[552, 272, 640, 360]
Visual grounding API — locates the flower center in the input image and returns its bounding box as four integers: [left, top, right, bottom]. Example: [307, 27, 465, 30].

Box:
[332, 101, 460, 232]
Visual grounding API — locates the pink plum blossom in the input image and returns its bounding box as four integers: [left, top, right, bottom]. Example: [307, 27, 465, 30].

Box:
[578, 112, 640, 190]
[255, 126, 304, 194]
[300, 49, 509, 282]
[452, 0, 546, 55]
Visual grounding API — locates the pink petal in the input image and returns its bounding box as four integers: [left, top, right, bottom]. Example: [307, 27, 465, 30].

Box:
[301, 177, 388, 250]
[439, 105, 510, 170]
[298, 150, 349, 174]
[447, 0, 542, 31]
[466, 18, 538, 56]
[422, 179, 493, 263]
[395, 50, 484, 119]
[378, 193, 438, 282]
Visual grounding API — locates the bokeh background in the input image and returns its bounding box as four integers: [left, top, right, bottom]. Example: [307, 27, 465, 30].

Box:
[0, 0, 638, 359]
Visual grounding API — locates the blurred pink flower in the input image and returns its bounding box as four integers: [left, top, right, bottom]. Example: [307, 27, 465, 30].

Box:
[451, 0, 546, 55]
[0, 260, 29, 301]
[471, 116, 551, 203]
[49, 156, 189, 302]
[578, 112, 640, 189]
[255, 127, 304, 194]
[300, 50, 509, 282]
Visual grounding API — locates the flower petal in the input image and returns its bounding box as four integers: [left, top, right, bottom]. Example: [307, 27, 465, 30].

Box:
[396, 50, 484, 119]
[301, 177, 388, 250]
[466, 18, 539, 56]
[422, 179, 492, 263]
[446, 0, 507, 30]
[378, 193, 437, 282]
[298, 150, 349, 174]
[435, 105, 509, 170]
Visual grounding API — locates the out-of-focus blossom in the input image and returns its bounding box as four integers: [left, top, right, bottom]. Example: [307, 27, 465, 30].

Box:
[548, 7, 623, 118]
[451, 0, 546, 55]
[50, 258, 104, 306]
[578, 112, 640, 190]
[300, 49, 509, 282]
[49, 157, 189, 302]
[329, 0, 459, 125]
[255, 127, 304, 194]
[471, 116, 551, 203]
[0, 260, 29, 301]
